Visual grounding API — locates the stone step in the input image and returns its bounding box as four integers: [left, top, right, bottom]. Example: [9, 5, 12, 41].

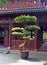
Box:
[0, 47, 8, 53]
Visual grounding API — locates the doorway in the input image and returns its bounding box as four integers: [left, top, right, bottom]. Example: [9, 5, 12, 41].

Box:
[40, 26, 47, 50]
[0, 27, 4, 46]
[0, 27, 9, 46]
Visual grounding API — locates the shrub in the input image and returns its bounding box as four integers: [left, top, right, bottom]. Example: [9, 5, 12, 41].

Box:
[26, 25, 40, 30]
[0, 0, 6, 7]
[12, 32, 24, 36]
[14, 15, 37, 23]
[12, 27, 24, 31]
[23, 36, 33, 40]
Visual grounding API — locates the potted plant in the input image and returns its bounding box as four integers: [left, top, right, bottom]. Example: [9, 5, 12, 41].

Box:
[12, 15, 40, 59]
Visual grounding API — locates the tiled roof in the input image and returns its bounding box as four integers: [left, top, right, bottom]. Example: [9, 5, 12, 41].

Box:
[0, 7, 47, 14]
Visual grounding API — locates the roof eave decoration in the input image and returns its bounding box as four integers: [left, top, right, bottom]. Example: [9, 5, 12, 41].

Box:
[0, 7, 47, 14]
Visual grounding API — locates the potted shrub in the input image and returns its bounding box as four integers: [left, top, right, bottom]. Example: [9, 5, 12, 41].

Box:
[12, 15, 40, 59]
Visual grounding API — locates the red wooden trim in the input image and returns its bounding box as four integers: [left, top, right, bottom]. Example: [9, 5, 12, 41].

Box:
[9, 21, 12, 47]
[11, 40, 47, 51]
[4, 38, 9, 46]
[11, 39, 36, 51]
[38, 49, 47, 51]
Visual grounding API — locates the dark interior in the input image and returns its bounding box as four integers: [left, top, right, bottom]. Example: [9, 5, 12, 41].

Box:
[0, 27, 4, 45]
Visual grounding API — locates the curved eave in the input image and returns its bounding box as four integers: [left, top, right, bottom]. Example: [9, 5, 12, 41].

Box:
[0, 7, 47, 14]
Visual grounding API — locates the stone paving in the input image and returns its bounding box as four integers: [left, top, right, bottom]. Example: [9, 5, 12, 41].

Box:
[6, 60, 47, 65]
[0, 47, 47, 65]
[0, 51, 47, 65]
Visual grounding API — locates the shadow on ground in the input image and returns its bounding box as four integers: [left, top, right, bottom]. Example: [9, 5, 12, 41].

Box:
[25, 57, 40, 62]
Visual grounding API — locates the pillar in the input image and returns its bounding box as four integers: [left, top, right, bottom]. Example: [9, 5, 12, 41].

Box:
[36, 26, 43, 49]
[9, 19, 12, 48]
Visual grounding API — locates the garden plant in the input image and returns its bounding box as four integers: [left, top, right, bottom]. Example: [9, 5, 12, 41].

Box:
[12, 15, 40, 59]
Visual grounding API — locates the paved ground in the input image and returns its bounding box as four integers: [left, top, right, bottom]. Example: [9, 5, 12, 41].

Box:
[0, 51, 47, 65]
[0, 47, 47, 65]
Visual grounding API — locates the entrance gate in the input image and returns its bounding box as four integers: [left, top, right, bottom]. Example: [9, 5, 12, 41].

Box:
[0, 27, 9, 47]
[0, 27, 4, 46]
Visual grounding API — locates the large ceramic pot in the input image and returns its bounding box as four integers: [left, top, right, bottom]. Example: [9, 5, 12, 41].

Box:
[20, 51, 29, 59]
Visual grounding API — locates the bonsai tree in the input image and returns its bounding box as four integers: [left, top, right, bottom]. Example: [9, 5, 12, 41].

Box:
[12, 15, 40, 59]
[12, 27, 32, 49]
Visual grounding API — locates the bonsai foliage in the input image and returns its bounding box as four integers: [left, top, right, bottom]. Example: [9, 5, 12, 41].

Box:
[12, 27, 24, 31]
[12, 15, 40, 49]
[12, 27, 33, 50]
[14, 15, 37, 23]
[12, 27, 24, 36]
[0, 0, 6, 7]
[12, 27, 32, 40]
[26, 25, 40, 30]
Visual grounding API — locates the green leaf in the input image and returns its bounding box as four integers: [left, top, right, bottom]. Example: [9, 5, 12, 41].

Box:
[24, 30, 31, 35]
[26, 25, 40, 30]
[0, 0, 6, 7]
[23, 36, 33, 40]
[14, 15, 37, 23]
[12, 27, 24, 31]
[12, 32, 24, 36]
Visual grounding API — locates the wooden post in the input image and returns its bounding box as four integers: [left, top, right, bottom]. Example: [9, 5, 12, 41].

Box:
[9, 19, 12, 48]
[34, 30, 37, 51]
[36, 26, 43, 50]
